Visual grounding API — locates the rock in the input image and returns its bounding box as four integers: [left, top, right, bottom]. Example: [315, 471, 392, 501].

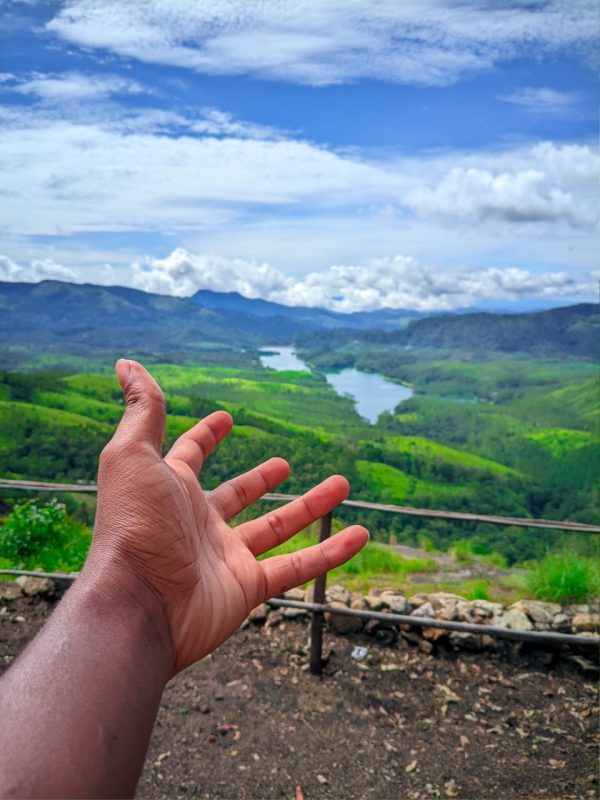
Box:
[448, 631, 482, 651]
[564, 604, 590, 616]
[422, 627, 448, 641]
[365, 620, 398, 644]
[350, 595, 369, 611]
[510, 600, 560, 625]
[365, 594, 390, 611]
[551, 613, 571, 632]
[0, 584, 22, 601]
[284, 588, 305, 601]
[15, 576, 54, 597]
[435, 684, 460, 703]
[497, 609, 533, 631]
[379, 591, 410, 615]
[325, 601, 362, 633]
[408, 592, 429, 608]
[325, 585, 350, 605]
[265, 609, 285, 628]
[470, 599, 503, 618]
[411, 602, 436, 618]
[248, 603, 268, 623]
[428, 594, 471, 621]
[572, 613, 600, 633]
[283, 606, 308, 619]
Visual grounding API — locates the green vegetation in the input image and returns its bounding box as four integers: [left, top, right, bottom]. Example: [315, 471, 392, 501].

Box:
[526, 552, 600, 604]
[0, 499, 91, 572]
[0, 301, 598, 601]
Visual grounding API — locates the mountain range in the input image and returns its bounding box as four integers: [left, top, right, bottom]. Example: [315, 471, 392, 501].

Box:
[0, 279, 597, 363]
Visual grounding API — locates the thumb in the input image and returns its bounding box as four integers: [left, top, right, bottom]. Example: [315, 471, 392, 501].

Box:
[112, 359, 166, 455]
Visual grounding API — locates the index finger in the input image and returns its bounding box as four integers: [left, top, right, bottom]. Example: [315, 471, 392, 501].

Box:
[165, 411, 233, 475]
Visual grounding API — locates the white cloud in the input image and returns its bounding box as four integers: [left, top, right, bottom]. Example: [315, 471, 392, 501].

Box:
[0, 100, 596, 239]
[498, 86, 580, 114]
[408, 166, 587, 227]
[131, 247, 593, 312]
[11, 71, 149, 102]
[0, 254, 78, 283]
[46, 0, 597, 87]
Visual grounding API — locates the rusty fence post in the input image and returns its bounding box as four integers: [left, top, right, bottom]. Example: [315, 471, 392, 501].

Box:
[309, 511, 332, 675]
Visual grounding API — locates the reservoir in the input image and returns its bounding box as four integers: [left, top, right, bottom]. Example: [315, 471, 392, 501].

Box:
[259, 346, 413, 424]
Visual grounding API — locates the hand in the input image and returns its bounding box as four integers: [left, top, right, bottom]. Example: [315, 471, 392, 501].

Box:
[89, 359, 368, 675]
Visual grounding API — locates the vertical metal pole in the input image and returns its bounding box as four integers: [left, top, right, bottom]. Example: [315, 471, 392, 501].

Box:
[309, 511, 332, 675]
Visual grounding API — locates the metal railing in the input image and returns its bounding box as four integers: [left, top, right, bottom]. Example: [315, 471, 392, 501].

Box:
[1, 478, 598, 671]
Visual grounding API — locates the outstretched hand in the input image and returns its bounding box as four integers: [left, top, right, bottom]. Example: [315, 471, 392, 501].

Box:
[90, 359, 368, 674]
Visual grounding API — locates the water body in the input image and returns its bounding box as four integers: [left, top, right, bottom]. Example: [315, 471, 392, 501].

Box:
[259, 346, 309, 372]
[259, 346, 413, 424]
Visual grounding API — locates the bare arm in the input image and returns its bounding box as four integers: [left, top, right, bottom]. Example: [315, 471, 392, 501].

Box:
[0, 360, 368, 798]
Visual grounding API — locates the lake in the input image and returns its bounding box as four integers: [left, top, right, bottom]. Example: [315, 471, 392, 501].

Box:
[259, 346, 413, 423]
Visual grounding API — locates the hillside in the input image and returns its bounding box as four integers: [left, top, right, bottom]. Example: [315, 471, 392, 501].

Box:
[192, 289, 424, 330]
[0, 280, 424, 369]
[297, 304, 599, 360]
[398, 304, 599, 358]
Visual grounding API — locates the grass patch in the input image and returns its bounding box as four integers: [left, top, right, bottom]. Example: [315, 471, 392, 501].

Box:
[526, 552, 600, 604]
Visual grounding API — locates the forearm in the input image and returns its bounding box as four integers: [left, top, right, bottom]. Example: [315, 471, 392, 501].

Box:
[0, 558, 174, 798]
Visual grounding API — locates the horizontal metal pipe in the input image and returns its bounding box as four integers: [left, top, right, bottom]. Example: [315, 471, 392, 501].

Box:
[1, 480, 598, 533]
[1, 569, 597, 652]
[267, 598, 600, 651]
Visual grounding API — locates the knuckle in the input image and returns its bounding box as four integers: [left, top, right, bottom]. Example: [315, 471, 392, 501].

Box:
[267, 511, 286, 545]
[126, 383, 166, 411]
[99, 439, 120, 469]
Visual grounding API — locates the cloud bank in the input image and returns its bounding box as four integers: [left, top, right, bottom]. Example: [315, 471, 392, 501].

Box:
[0, 99, 596, 239]
[2, 249, 590, 312]
[0, 255, 78, 283]
[47, 0, 597, 87]
[131, 247, 591, 312]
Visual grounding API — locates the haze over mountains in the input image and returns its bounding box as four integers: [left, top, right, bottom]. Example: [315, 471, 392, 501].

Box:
[0, 279, 597, 364]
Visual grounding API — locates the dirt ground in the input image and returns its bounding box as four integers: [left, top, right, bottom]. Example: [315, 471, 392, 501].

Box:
[1, 584, 598, 800]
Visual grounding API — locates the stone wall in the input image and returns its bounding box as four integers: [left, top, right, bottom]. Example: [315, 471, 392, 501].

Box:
[246, 585, 600, 652]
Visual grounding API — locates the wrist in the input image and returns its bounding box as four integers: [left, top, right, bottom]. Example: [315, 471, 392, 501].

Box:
[74, 546, 176, 682]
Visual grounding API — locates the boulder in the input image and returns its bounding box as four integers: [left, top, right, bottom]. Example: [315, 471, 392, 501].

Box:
[248, 603, 268, 623]
[350, 595, 369, 611]
[571, 613, 600, 633]
[15, 576, 54, 597]
[510, 600, 560, 625]
[551, 613, 571, 632]
[429, 594, 471, 621]
[0, 583, 23, 601]
[411, 602, 436, 619]
[283, 587, 305, 601]
[326, 585, 351, 605]
[325, 601, 363, 633]
[448, 631, 482, 651]
[283, 606, 308, 620]
[470, 599, 503, 619]
[365, 595, 390, 612]
[407, 593, 429, 608]
[497, 609, 533, 632]
[379, 591, 410, 615]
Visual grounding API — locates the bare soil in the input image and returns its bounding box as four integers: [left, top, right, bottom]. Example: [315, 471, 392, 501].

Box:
[1, 584, 598, 800]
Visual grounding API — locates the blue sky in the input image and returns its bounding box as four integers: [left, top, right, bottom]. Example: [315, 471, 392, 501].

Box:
[0, 0, 597, 311]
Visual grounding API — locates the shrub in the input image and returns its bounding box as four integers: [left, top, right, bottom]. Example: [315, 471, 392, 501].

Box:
[0, 499, 91, 572]
[450, 539, 476, 565]
[526, 552, 600, 604]
[461, 578, 491, 600]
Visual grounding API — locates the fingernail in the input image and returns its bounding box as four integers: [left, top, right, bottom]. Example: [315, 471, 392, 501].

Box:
[116, 358, 132, 387]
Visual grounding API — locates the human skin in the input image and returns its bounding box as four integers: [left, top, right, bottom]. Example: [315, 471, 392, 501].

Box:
[0, 360, 368, 798]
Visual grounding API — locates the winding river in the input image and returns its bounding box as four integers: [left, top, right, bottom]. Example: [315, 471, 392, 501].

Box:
[259, 346, 413, 424]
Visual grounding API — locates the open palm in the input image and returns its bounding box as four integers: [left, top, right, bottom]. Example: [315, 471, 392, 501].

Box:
[91, 360, 368, 675]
